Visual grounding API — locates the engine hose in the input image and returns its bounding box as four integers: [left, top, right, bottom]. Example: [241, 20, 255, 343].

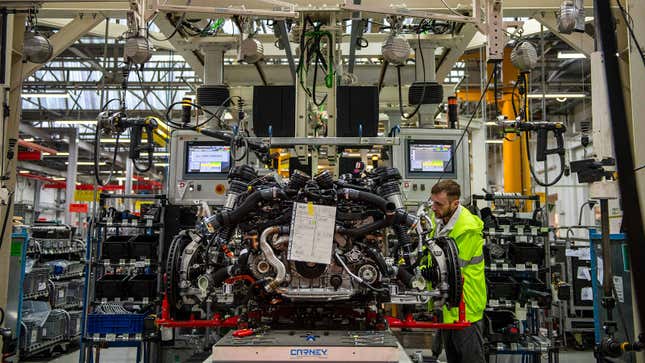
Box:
[207, 188, 288, 228]
[339, 213, 395, 237]
[394, 224, 415, 266]
[337, 188, 396, 214]
[211, 251, 251, 287]
[394, 210, 418, 228]
[396, 266, 415, 288]
[212, 265, 234, 287]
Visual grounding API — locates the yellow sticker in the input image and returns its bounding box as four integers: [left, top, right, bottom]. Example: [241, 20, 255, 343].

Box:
[307, 202, 314, 216]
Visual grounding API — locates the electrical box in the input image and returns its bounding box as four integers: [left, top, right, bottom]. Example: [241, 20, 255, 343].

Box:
[168, 130, 232, 205]
[392, 128, 470, 205]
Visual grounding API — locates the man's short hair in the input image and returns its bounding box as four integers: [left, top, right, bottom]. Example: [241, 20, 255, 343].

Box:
[431, 180, 461, 200]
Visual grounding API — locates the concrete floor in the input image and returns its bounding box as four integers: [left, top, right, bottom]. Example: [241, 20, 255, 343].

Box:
[25, 347, 599, 362]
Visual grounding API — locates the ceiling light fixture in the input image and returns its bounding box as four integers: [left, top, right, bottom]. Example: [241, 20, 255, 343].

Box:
[527, 93, 586, 99]
[557, 51, 587, 59]
[99, 139, 149, 144]
[54, 120, 98, 125]
[21, 92, 71, 99]
[486, 140, 504, 144]
[66, 161, 107, 166]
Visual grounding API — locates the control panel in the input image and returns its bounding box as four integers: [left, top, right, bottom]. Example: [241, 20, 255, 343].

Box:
[392, 128, 470, 205]
[168, 130, 231, 205]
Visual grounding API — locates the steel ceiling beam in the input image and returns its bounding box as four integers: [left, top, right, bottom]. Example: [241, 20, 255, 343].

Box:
[37, 18, 174, 50]
[436, 23, 477, 82]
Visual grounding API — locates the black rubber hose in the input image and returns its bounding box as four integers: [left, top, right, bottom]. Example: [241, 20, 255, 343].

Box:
[394, 210, 418, 227]
[339, 213, 395, 237]
[208, 188, 288, 227]
[396, 266, 415, 288]
[337, 188, 396, 214]
[211, 266, 233, 287]
[212, 251, 252, 287]
[393, 224, 414, 266]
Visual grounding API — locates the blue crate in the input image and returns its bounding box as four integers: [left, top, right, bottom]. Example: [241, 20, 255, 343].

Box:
[86, 314, 145, 335]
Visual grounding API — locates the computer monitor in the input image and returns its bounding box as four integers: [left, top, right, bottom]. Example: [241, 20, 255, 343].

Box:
[184, 141, 231, 177]
[406, 140, 455, 178]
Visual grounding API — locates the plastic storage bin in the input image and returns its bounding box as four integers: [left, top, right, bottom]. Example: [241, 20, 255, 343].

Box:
[486, 275, 519, 301]
[68, 310, 83, 337]
[20, 320, 43, 349]
[42, 309, 69, 340]
[86, 313, 145, 335]
[24, 267, 51, 296]
[485, 310, 520, 343]
[508, 243, 544, 266]
[127, 274, 157, 299]
[51, 281, 69, 307]
[95, 274, 127, 300]
[130, 234, 159, 259]
[66, 279, 84, 306]
[101, 235, 133, 260]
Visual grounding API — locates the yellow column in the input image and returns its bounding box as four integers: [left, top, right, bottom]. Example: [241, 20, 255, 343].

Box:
[502, 95, 532, 196]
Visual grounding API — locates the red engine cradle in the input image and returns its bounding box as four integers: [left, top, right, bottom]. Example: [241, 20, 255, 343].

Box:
[386, 294, 471, 330]
[155, 293, 471, 331]
[156, 295, 239, 328]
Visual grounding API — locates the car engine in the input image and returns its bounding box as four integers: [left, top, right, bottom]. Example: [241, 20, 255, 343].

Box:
[165, 165, 462, 329]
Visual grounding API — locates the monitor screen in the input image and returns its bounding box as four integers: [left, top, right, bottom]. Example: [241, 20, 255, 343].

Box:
[185, 141, 231, 175]
[408, 140, 455, 176]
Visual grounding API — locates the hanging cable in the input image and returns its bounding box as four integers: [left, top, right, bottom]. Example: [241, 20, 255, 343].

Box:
[395, 19, 433, 120]
[436, 68, 496, 183]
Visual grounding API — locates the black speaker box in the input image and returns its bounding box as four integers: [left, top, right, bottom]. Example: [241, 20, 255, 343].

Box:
[252, 85, 296, 137]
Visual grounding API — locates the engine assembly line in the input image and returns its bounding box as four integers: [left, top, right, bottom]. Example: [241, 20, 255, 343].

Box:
[0, 0, 644, 363]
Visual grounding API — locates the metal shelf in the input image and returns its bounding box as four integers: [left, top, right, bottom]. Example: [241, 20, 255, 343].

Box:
[487, 299, 543, 309]
[486, 263, 540, 272]
[99, 259, 156, 268]
[28, 248, 85, 256]
[24, 290, 49, 300]
[53, 302, 83, 310]
[93, 298, 154, 305]
[50, 271, 85, 280]
[98, 222, 163, 229]
[86, 333, 145, 345]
